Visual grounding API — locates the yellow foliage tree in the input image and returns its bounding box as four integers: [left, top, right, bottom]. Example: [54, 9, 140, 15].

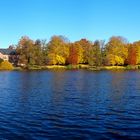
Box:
[47, 36, 69, 65]
[115, 55, 124, 65]
[56, 55, 65, 65]
[72, 42, 84, 64]
[47, 53, 57, 65]
[105, 36, 128, 65]
[0, 61, 14, 70]
[106, 54, 124, 66]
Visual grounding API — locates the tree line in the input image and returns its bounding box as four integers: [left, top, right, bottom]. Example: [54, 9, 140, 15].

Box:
[14, 35, 140, 66]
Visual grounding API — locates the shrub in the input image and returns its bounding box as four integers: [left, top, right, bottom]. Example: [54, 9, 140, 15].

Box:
[126, 65, 138, 70]
[138, 65, 140, 69]
[66, 64, 80, 69]
[0, 61, 14, 70]
[0, 58, 3, 64]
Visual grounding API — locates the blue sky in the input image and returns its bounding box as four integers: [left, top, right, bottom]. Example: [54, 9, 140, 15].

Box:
[0, 0, 140, 48]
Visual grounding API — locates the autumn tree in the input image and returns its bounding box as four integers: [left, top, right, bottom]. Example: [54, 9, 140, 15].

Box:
[16, 36, 35, 65]
[46, 36, 69, 65]
[76, 39, 95, 65]
[16, 36, 46, 65]
[127, 45, 137, 65]
[14, 35, 140, 67]
[105, 36, 128, 66]
[131, 41, 140, 65]
[105, 54, 124, 66]
[69, 41, 84, 64]
[68, 43, 78, 65]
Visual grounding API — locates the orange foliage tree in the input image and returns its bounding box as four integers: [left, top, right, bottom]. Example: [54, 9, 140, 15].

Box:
[128, 45, 137, 65]
[68, 43, 78, 65]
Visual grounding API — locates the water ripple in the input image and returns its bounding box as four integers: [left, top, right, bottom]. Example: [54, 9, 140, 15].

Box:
[0, 70, 140, 139]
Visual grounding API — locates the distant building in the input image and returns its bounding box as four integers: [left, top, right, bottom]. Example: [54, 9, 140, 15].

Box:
[0, 51, 8, 61]
[0, 48, 18, 65]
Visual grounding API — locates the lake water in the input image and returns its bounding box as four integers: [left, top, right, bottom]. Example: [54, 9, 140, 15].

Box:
[0, 70, 140, 140]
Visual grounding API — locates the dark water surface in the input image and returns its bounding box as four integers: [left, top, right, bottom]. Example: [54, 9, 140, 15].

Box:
[0, 70, 140, 140]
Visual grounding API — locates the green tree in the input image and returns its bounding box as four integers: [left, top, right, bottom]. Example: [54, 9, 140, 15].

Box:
[93, 40, 103, 66]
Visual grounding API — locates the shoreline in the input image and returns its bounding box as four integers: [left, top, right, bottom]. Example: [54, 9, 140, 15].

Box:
[11, 64, 140, 71]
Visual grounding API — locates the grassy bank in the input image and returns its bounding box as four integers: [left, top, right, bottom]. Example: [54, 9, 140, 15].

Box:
[21, 64, 90, 70]
[89, 65, 140, 71]
[100, 65, 140, 70]
[100, 66, 126, 70]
